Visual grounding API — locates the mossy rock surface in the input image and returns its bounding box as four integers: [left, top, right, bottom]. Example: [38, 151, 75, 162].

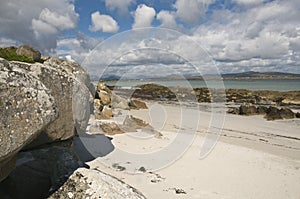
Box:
[0, 47, 34, 63]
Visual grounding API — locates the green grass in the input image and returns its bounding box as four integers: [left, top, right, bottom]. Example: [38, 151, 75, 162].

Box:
[0, 47, 35, 63]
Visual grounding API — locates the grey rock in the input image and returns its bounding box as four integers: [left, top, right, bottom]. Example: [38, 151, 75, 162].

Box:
[279, 108, 295, 119]
[111, 92, 130, 110]
[16, 45, 41, 62]
[100, 122, 124, 135]
[257, 106, 268, 114]
[16, 57, 93, 147]
[239, 105, 257, 115]
[48, 168, 146, 199]
[129, 99, 148, 109]
[0, 58, 57, 181]
[227, 107, 239, 114]
[265, 106, 295, 120]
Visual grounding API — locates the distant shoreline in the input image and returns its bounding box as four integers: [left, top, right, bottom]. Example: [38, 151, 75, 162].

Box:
[92, 78, 300, 92]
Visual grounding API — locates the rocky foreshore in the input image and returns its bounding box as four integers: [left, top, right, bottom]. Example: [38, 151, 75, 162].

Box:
[0, 53, 146, 199]
[110, 83, 300, 120]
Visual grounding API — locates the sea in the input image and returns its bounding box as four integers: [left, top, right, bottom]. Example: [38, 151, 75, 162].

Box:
[99, 79, 300, 91]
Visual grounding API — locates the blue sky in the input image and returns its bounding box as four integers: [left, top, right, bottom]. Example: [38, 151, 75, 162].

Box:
[0, 0, 300, 75]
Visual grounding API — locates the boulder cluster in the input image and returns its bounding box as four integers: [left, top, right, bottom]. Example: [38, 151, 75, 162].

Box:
[0, 56, 146, 198]
[129, 83, 300, 106]
[91, 83, 161, 136]
[94, 83, 148, 120]
[0, 56, 93, 198]
[228, 104, 299, 120]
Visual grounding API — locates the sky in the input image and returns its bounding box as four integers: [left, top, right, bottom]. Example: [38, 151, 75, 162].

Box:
[0, 0, 300, 77]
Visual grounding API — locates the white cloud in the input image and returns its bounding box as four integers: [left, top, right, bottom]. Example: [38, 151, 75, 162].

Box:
[56, 32, 104, 64]
[174, 0, 215, 26]
[83, 0, 300, 75]
[36, 7, 77, 30]
[89, 11, 119, 33]
[157, 10, 179, 30]
[104, 0, 135, 15]
[233, 0, 265, 7]
[132, 4, 156, 29]
[0, 0, 78, 52]
[0, 38, 19, 47]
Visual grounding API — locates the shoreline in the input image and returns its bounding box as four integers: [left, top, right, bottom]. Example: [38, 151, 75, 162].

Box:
[85, 99, 300, 198]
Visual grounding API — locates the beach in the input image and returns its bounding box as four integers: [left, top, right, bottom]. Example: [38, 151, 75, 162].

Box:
[84, 101, 300, 199]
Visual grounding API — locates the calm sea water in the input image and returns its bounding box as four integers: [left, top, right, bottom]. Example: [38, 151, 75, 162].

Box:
[102, 79, 300, 91]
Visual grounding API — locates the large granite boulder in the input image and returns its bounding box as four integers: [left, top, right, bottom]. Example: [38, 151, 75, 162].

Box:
[16, 57, 93, 147]
[0, 58, 57, 182]
[16, 45, 41, 62]
[49, 168, 146, 199]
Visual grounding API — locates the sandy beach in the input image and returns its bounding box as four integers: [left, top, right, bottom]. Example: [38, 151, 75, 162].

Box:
[82, 101, 300, 199]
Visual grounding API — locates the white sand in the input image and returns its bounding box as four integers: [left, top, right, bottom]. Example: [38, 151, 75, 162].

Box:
[85, 102, 300, 199]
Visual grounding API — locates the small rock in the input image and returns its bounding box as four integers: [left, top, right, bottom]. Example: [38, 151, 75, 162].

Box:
[227, 107, 239, 114]
[100, 122, 124, 135]
[129, 99, 148, 109]
[112, 163, 126, 171]
[175, 188, 186, 194]
[138, 167, 146, 173]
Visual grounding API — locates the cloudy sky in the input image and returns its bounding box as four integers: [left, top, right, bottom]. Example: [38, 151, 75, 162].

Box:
[0, 0, 300, 77]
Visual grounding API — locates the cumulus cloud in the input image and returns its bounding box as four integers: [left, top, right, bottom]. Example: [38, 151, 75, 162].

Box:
[104, 0, 135, 15]
[83, 0, 300, 75]
[56, 32, 104, 64]
[89, 11, 119, 33]
[0, 0, 78, 52]
[157, 10, 179, 30]
[132, 4, 156, 29]
[173, 0, 215, 26]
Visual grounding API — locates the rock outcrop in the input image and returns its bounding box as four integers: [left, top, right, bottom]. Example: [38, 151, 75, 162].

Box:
[0, 56, 92, 188]
[15, 57, 93, 147]
[0, 58, 57, 181]
[49, 168, 146, 199]
[1, 56, 146, 199]
[227, 103, 296, 120]
[265, 107, 295, 120]
[129, 83, 300, 106]
[94, 83, 148, 120]
[239, 105, 258, 115]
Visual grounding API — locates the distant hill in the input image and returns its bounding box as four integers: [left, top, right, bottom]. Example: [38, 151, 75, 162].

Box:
[91, 71, 300, 81]
[221, 71, 300, 80]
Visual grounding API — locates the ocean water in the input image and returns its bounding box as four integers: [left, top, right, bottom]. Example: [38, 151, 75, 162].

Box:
[101, 79, 300, 91]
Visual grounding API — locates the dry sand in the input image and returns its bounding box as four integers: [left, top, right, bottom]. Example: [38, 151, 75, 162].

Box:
[84, 101, 300, 199]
